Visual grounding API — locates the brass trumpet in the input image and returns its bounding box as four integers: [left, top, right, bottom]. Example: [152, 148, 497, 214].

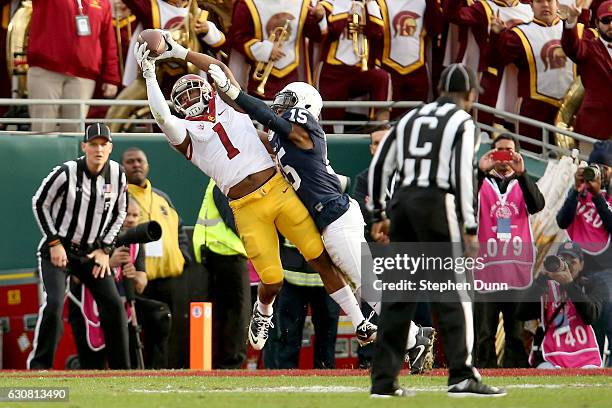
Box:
[252, 20, 290, 96]
[7, 1, 33, 98]
[554, 76, 584, 150]
[350, 0, 368, 72]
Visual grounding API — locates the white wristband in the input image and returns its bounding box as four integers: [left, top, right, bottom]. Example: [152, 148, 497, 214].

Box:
[175, 46, 188, 60]
[226, 84, 240, 100]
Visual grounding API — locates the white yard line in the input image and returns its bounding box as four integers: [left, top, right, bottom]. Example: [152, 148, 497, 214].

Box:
[129, 383, 609, 394]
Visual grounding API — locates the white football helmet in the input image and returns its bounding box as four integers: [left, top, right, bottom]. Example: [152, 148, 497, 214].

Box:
[271, 82, 323, 119]
[171, 74, 214, 118]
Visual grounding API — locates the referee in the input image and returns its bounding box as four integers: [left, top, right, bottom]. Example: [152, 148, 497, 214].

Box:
[367, 64, 504, 397]
[28, 123, 130, 370]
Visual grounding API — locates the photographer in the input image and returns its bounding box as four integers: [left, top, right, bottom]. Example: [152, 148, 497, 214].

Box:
[474, 134, 545, 369]
[68, 198, 171, 369]
[517, 242, 605, 368]
[557, 141, 612, 273]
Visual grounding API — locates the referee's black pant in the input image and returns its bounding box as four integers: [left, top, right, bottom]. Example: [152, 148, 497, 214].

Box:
[371, 187, 478, 393]
[28, 248, 130, 369]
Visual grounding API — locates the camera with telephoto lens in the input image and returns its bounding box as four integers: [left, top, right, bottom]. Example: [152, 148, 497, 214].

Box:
[115, 221, 162, 247]
[543, 255, 568, 274]
[114, 221, 162, 301]
[583, 164, 601, 182]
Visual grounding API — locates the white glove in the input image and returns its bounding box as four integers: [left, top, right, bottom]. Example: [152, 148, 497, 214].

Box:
[155, 30, 189, 61]
[135, 43, 156, 79]
[208, 64, 240, 100]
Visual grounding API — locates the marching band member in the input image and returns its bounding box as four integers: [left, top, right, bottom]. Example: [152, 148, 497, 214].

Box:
[316, 0, 391, 131]
[489, 0, 577, 152]
[375, 0, 444, 118]
[444, 0, 533, 127]
[230, 0, 326, 99]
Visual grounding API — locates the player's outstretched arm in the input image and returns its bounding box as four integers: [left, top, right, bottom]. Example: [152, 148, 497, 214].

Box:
[152, 30, 242, 110]
[208, 64, 290, 134]
[135, 43, 187, 147]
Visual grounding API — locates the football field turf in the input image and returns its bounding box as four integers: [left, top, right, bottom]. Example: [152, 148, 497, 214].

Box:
[2, 369, 611, 407]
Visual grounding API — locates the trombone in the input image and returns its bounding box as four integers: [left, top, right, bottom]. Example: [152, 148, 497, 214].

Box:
[350, 0, 368, 72]
[252, 20, 290, 96]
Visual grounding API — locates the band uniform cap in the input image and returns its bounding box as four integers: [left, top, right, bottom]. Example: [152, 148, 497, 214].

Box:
[557, 241, 583, 260]
[597, 0, 612, 19]
[84, 123, 112, 143]
[439, 63, 483, 93]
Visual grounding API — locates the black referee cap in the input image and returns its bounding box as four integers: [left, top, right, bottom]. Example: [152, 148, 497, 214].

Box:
[84, 123, 112, 143]
[439, 64, 482, 93]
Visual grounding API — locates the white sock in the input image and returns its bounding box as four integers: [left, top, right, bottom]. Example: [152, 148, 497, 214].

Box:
[257, 297, 274, 316]
[330, 285, 365, 329]
[406, 320, 419, 350]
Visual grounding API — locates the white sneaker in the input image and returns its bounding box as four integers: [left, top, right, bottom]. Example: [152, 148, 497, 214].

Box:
[248, 302, 274, 350]
[356, 311, 377, 346]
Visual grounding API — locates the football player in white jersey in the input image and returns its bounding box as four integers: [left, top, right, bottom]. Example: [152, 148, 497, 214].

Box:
[134, 30, 376, 350]
[208, 66, 436, 373]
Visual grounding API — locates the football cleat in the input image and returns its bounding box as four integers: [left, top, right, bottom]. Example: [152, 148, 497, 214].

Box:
[406, 326, 436, 374]
[371, 387, 416, 398]
[248, 302, 274, 350]
[448, 379, 507, 397]
[356, 311, 377, 346]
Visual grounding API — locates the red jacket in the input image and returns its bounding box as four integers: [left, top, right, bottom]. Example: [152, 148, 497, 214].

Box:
[561, 24, 612, 140]
[28, 0, 119, 84]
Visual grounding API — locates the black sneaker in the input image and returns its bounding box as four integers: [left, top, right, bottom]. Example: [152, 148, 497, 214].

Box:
[447, 379, 507, 397]
[406, 326, 436, 374]
[248, 302, 274, 350]
[370, 387, 416, 398]
[356, 311, 377, 346]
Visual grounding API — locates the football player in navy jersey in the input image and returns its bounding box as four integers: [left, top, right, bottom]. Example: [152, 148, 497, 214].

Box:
[209, 65, 436, 370]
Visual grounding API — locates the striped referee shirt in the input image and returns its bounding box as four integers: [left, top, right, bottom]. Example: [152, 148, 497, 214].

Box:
[367, 97, 480, 232]
[32, 157, 127, 250]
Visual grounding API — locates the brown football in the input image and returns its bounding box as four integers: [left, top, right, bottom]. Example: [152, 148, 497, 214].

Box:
[137, 29, 167, 58]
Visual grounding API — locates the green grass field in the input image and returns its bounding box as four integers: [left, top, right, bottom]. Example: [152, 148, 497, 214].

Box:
[2, 371, 612, 408]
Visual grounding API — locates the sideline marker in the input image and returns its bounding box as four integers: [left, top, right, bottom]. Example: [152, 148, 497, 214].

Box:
[190, 302, 212, 370]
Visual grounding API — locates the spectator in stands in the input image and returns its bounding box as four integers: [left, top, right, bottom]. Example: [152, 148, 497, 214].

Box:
[112, 0, 139, 74]
[122, 147, 192, 368]
[560, 0, 612, 140]
[316, 0, 391, 132]
[517, 242, 605, 368]
[374, 0, 444, 118]
[474, 134, 545, 368]
[192, 179, 250, 369]
[230, 0, 325, 99]
[27, 0, 119, 132]
[0, 0, 18, 116]
[88, 0, 141, 119]
[120, 0, 225, 88]
[489, 0, 575, 152]
[264, 236, 340, 369]
[556, 141, 611, 274]
[444, 0, 533, 127]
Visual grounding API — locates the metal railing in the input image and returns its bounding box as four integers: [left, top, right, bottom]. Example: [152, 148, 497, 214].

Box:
[0, 98, 599, 162]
